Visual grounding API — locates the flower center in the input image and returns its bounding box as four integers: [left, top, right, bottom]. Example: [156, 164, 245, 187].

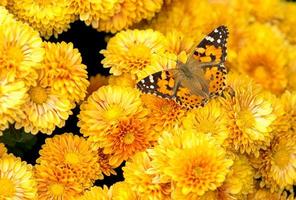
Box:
[65, 152, 80, 165]
[254, 66, 268, 81]
[196, 119, 215, 134]
[0, 178, 15, 197]
[273, 149, 291, 168]
[194, 166, 203, 176]
[127, 44, 151, 70]
[29, 86, 48, 104]
[49, 183, 64, 196]
[237, 109, 255, 129]
[123, 132, 135, 144]
[104, 105, 124, 121]
[6, 45, 24, 66]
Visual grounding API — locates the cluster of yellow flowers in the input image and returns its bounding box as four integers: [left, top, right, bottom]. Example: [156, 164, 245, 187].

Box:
[5, 0, 164, 39]
[1, 0, 296, 199]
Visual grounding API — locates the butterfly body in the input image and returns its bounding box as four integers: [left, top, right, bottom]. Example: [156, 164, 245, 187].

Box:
[137, 26, 229, 109]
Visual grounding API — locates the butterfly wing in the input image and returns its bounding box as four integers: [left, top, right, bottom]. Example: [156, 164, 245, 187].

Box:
[188, 25, 228, 65]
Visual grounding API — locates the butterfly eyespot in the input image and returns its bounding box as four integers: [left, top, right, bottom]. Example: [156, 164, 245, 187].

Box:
[137, 25, 229, 110]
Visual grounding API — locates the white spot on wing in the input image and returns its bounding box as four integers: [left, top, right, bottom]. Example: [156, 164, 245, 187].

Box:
[214, 29, 218, 33]
[217, 39, 221, 44]
[205, 36, 214, 42]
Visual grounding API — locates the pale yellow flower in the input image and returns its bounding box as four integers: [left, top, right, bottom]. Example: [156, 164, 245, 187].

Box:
[0, 154, 37, 199]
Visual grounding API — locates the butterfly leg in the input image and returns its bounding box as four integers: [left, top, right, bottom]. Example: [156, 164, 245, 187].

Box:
[171, 78, 181, 98]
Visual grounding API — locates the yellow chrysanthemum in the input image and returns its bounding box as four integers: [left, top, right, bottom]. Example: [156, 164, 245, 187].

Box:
[0, 20, 44, 86]
[0, 154, 37, 199]
[37, 133, 102, 187]
[108, 73, 136, 88]
[100, 29, 167, 77]
[149, 129, 233, 197]
[250, 130, 296, 192]
[141, 94, 186, 132]
[101, 115, 155, 167]
[110, 182, 139, 200]
[96, 0, 163, 33]
[235, 23, 288, 95]
[182, 99, 228, 145]
[14, 73, 73, 135]
[86, 74, 109, 98]
[0, 79, 28, 135]
[221, 72, 277, 157]
[35, 164, 83, 199]
[0, 143, 7, 157]
[78, 85, 147, 143]
[78, 186, 109, 200]
[41, 42, 89, 104]
[123, 152, 171, 199]
[7, 0, 76, 39]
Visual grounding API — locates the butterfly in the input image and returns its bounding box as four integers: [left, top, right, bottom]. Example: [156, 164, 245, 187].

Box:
[137, 26, 229, 110]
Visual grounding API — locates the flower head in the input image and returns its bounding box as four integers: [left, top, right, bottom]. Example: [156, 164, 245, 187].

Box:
[35, 164, 83, 199]
[141, 94, 186, 133]
[182, 99, 228, 145]
[101, 115, 154, 167]
[14, 74, 73, 134]
[37, 133, 102, 186]
[249, 130, 296, 191]
[100, 29, 167, 77]
[235, 23, 288, 94]
[7, 0, 76, 39]
[78, 85, 147, 143]
[0, 154, 37, 199]
[123, 152, 172, 199]
[0, 20, 44, 86]
[149, 129, 233, 197]
[221, 72, 277, 157]
[41, 42, 89, 104]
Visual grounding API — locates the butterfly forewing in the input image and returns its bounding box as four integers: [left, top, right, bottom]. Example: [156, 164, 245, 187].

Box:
[189, 25, 228, 65]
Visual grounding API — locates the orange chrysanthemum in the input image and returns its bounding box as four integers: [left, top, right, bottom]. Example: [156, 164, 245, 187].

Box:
[37, 133, 102, 186]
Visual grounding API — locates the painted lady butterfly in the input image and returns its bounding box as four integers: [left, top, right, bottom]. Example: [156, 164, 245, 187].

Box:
[137, 26, 229, 109]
